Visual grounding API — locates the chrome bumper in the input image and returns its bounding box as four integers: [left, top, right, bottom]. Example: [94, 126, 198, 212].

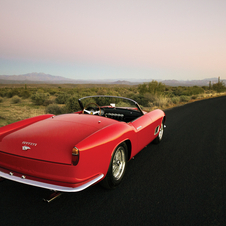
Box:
[0, 171, 104, 192]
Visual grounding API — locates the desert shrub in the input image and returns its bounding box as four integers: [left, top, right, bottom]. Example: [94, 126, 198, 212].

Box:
[48, 89, 58, 95]
[180, 95, 190, 102]
[31, 92, 50, 105]
[0, 90, 7, 97]
[43, 99, 54, 106]
[6, 88, 22, 98]
[97, 87, 108, 95]
[205, 90, 212, 94]
[171, 96, 180, 104]
[164, 91, 175, 98]
[36, 88, 45, 93]
[154, 96, 171, 108]
[138, 81, 166, 95]
[55, 93, 70, 104]
[143, 93, 158, 103]
[45, 104, 66, 115]
[202, 86, 209, 91]
[212, 81, 226, 92]
[171, 86, 184, 96]
[189, 86, 205, 95]
[20, 90, 31, 99]
[6, 90, 14, 98]
[127, 93, 155, 107]
[173, 86, 204, 96]
[66, 96, 81, 113]
[116, 101, 133, 107]
[11, 95, 21, 104]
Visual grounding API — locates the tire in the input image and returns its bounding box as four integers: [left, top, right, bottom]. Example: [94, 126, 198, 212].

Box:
[100, 143, 128, 189]
[153, 120, 164, 144]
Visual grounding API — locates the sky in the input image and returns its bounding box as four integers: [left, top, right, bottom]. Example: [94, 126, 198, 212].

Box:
[0, 0, 226, 81]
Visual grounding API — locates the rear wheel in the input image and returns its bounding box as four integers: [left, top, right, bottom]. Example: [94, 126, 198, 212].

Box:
[101, 143, 128, 189]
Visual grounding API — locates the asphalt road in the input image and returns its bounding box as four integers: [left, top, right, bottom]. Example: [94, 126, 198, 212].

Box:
[1, 96, 226, 226]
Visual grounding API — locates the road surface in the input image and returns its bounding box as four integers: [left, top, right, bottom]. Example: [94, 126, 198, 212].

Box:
[1, 96, 226, 226]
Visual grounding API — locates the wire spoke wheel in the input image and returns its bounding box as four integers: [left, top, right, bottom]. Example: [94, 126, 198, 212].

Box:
[112, 146, 126, 180]
[100, 142, 128, 189]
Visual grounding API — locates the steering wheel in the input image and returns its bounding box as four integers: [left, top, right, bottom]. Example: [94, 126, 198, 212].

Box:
[82, 103, 101, 115]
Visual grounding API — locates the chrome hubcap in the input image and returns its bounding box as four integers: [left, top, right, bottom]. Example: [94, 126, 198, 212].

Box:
[112, 147, 126, 180]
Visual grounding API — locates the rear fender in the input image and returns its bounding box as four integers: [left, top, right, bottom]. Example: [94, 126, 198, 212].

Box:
[148, 109, 165, 122]
[75, 122, 136, 178]
[147, 109, 165, 138]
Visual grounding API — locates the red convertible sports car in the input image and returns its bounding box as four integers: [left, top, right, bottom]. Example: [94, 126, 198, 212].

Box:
[0, 95, 165, 201]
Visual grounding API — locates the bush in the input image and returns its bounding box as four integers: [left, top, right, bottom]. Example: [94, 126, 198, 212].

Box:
[43, 99, 54, 106]
[0, 97, 3, 103]
[0, 90, 7, 97]
[11, 95, 21, 104]
[66, 96, 81, 113]
[212, 81, 226, 93]
[48, 89, 58, 95]
[154, 96, 171, 108]
[127, 94, 150, 107]
[6, 89, 20, 98]
[55, 93, 70, 104]
[21, 90, 31, 99]
[31, 93, 50, 105]
[172, 86, 204, 96]
[189, 86, 204, 95]
[138, 81, 166, 95]
[171, 96, 180, 104]
[180, 95, 191, 102]
[143, 93, 158, 103]
[45, 104, 66, 115]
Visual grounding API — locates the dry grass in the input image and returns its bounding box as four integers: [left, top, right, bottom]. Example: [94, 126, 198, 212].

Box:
[154, 96, 172, 108]
[0, 98, 45, 127]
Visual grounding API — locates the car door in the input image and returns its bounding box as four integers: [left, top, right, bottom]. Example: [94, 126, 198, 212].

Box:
[130, 113, 155, 154]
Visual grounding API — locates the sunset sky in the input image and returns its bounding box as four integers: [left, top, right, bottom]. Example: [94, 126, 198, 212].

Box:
[1, 0, 226, 81]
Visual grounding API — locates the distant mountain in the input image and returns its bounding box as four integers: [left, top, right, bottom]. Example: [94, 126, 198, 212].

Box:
[0, 73, 118, 84]
[160, 78, 225, 86]
[0, 73, 225, 86]
[0, 72, 74, 83]
[112, 80, 135, 85]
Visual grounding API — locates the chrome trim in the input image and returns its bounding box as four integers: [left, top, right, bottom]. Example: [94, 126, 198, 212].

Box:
[78, 95, 144, 115]
[154, 126, 160, 135]
[22, 146, 31, 151]
[0, 171, 104, 192]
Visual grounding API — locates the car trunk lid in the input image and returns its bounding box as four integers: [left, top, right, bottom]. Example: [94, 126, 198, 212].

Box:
[0, 114, 117, 164]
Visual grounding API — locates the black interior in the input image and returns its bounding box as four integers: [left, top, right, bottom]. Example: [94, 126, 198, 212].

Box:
[102, 107, 143, 122]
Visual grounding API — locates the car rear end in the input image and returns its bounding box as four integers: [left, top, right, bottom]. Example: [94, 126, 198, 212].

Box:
[0, 114, 116, 191]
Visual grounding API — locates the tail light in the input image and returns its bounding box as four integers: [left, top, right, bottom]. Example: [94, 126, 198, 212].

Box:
[72, 146, 79, 166]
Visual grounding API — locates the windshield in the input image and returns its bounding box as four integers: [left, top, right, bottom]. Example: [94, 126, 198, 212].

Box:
[79, 96, 142, 113]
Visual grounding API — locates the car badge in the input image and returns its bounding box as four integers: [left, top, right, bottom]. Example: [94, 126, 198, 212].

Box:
[22, 146, 31, 151]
